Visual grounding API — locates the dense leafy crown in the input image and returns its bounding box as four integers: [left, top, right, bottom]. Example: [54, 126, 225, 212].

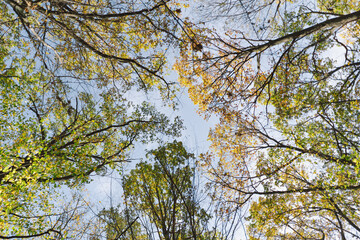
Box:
[0, 0, 186, 237]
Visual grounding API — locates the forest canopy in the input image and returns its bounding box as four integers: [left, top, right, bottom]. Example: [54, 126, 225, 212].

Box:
[176, 0, 360, 239]
[1, 0, 360, 239]
[0, 0, 185, 237]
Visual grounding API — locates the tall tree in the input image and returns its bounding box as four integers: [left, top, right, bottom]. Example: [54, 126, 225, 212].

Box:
[176, 0, 360, 238]
[0, 54, 182, 237]
[0, 0, 187, 237]
[87, 141, 239, 240]
[122, 141, 212, 240]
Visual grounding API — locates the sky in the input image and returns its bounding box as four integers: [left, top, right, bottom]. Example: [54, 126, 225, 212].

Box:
[84, 86, 217, 204]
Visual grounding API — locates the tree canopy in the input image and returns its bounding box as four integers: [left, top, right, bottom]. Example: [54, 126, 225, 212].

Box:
[0, 0, 185, 238]
[2, 0, 360, 239]
[176, 0, 360, 238]
[123, 141, 211, 240]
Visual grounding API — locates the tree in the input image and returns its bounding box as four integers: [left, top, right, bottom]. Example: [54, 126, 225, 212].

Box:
[82, 141, 239, 240]
[0, 0, 187, 237]
[176, 0, 360, 238]
[2, 0, 187, 95]
[0, 54, 182, 237]
[122, 141, 212, 240]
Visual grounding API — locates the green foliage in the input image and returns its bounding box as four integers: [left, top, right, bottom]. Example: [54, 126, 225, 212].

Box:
[123, 141, 210, 240]
[0, 0, 187, 237]
[98, 206, 146, 240]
